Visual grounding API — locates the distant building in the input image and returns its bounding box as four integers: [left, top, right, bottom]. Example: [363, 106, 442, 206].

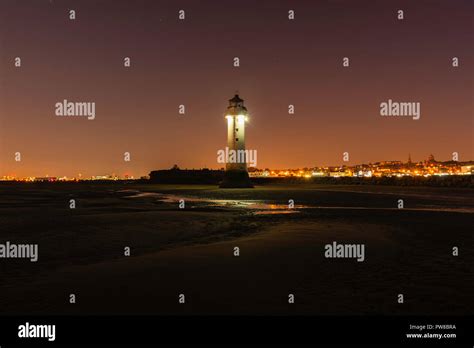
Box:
[461, 165, 474, 174]
[34, 177, 57, 182]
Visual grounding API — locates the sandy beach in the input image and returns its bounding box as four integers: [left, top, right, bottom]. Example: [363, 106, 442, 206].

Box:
[0, 182, 472, 315]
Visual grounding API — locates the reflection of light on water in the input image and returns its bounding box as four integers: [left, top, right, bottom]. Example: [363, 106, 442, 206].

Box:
[124, 191, 307, 214]
[125, 192, 160, 198]
[124, 191, 474, 214]
[254, 210, 300, 215]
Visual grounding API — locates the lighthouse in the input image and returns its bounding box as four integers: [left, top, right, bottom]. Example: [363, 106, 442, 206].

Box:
[219, 94, 253, 188]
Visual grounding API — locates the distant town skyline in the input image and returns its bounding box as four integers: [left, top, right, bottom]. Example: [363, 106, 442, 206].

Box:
[2, 153, 473, 181]
[1, 0, 472, 178]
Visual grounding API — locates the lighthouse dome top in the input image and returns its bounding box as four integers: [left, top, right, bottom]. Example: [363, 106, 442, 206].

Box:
[226, 94, 248, 116]
[229, 94, 244, 104]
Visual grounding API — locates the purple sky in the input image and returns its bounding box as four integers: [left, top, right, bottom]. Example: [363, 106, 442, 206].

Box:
[0, 0, 472, 177]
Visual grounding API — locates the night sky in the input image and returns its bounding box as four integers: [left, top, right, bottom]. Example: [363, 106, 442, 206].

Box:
[0, 0, 472, 177]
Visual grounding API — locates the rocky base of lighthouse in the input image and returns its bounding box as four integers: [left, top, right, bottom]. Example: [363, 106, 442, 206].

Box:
[219, 170, 253, 188]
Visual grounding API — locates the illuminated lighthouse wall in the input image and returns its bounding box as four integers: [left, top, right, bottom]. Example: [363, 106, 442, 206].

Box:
[220, 94, 253, 188]
[226, 95, 248, 172]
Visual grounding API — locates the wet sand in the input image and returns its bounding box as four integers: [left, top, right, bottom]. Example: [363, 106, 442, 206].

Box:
[0, 182, 472, 315]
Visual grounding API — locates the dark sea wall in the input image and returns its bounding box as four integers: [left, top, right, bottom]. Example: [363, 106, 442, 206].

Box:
[149, 169, 224, 184]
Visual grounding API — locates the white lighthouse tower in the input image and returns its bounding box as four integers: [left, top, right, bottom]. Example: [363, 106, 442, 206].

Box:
[220, 94, 253, 188]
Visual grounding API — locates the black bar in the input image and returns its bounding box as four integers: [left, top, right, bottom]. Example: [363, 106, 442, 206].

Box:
[0, 315, 472, 345]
